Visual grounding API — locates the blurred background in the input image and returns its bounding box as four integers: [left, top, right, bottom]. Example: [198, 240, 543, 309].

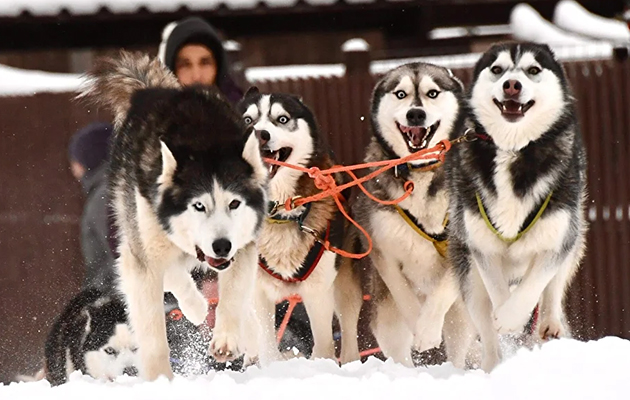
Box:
[1, 0, 629, 383]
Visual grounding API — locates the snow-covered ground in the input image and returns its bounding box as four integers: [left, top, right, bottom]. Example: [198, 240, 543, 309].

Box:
[2, 337, 629, 400]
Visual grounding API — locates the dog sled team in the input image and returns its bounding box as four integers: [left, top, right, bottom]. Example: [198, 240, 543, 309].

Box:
[39, 39, 587, 385]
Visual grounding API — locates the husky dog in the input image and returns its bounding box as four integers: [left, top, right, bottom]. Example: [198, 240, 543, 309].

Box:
[237, 88, 349, 364]
[446, 42, 587, 371]
[80, 52, 267, 380]
[44, 288, 138, 385]
[339, 63, 474, 367]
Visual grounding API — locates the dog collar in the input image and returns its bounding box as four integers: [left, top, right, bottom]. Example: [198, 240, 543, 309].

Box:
[394, 205, 448, 258]
[267, 202, 312, 225]
[394, 159, 443, 179]
[476, 191, 553, 243]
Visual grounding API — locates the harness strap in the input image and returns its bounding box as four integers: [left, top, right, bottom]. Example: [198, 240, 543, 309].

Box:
[259, 222, 331, 283]
[476, 191, 553, 243]
[266, 203, 312, 225]
[394, 205, 448, 258]
[394, 160, 443, 180]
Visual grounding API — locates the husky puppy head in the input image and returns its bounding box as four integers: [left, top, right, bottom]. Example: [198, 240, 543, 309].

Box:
[82, 297, 139, 380]
[237, 87, 324, 197]
[371, 63, 464, 160]
[131, 88, 268, 271]
[470, 42, 569, 151]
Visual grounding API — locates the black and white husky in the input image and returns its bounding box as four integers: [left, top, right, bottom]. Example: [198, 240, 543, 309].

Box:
[80, 52, 268, 380]
[237, 88, 349, 364]
[44, 288, 138, 385]
[337, 63, 474, 367]
[446, 42, 587, 371]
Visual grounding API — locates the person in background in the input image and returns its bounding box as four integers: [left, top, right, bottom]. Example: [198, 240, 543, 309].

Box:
[68, 122, 116, 292]
[158, 16, 243, 104]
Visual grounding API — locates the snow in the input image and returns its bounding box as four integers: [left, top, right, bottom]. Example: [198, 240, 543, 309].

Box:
[510, 3, 600, 46]
[553, 0, 630, 44]
[0, 64, 83, 97]
[2, 337, 630, 399]
[342, 38, 370, 53]
[0, 0, 402, 17]
[245, 64, 346, 82]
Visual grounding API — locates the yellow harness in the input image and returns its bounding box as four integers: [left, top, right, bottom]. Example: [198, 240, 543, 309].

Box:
[394, 205, 449, 258]
[475, 191, 553, 243]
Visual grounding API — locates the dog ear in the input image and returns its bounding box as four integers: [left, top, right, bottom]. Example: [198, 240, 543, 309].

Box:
[244, 86, 260, 98]
[242, 129, 267, 184]
[158, 140, 177, 187]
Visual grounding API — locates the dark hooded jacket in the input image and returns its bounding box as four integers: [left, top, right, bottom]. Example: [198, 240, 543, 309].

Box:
[158, 16, 243, 104]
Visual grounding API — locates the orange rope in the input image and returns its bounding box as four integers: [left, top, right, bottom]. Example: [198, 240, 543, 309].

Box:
[276, 294, 303, 343]
[263, 139, 452, 260]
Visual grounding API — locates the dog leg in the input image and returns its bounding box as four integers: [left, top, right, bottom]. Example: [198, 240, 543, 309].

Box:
[163, 265, 208, 326]
[371, 250, 422, 332]
[117, 247, 173, 380]
[465, 267, 501, 372]
[303, 288, 336, 360]
[334, 257, 362, 364]
[493, 251, 559, 334]
[413, 271, 459, 352]
[371, 294, 414, 367]
[471, 250, 511, 311]
[210, 243, 257, 363]
[538, 248, 579, 340]
[254, 284, 282, 366]
[442, 298, 476, 369]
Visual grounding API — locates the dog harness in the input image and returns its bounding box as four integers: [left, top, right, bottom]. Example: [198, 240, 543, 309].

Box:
[394, 205, 449, 258]
[260, 203, 345, 283]
[476, 191, 553, 243]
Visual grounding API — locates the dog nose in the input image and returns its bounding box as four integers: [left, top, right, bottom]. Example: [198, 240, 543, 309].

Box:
[212, 239, 232, 258]
[123, 366, 138, 376]
[255, 130, 270, 146]
[503, 80, 522, 97]
[406, 108, 426, 126]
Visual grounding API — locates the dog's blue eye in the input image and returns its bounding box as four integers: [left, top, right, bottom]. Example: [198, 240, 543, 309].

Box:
[394, 90, 407, 99]
[491, 66, 503, 75]
[104, 347, 118, 356]
[244, 116, 253, 125]
[229, 200, 241, 210]
[427, 90, 439, 99]
[278, 116, 289, 124]
[193, 202, 206, 212]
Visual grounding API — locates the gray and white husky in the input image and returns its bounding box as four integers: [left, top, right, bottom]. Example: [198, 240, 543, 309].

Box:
[337, 62, 474, 366]
[446, 42, 587, 371]
[237, 88, 350, 364]
[80, 52, 268, 380]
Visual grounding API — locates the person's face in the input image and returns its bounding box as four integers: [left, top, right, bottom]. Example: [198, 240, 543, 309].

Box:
[174, 44, 218, 86]
[70, 160, 86, 181]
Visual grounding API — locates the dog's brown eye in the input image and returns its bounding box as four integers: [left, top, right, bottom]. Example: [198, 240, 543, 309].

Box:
[528, 66, 541, 75]
[229, 200, 241, 210]
[427, 90, 440, 99]
[394, 90, 407, 99]
[491, 66, 503, 75]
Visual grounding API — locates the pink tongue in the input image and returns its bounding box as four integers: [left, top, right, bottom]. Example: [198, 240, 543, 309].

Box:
[408, 127, 427, 146]
[206, 256, 228, 267]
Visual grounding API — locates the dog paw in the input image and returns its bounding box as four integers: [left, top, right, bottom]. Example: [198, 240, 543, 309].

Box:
[413, 320, 443, 352]
[538, 318, 566, 341]
[493, 302, 530, 334]
[141, 355, 174, 381]
[209, 328, 240, 363]
[178, 292, 208, 326]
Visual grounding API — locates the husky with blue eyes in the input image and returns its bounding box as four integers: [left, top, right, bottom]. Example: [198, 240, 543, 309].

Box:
[446, 42, 587, 371]
[80, 52, 268, 380]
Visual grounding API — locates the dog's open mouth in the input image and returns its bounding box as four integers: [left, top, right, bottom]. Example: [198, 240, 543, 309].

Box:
[196, 246, 232, 271]
[262, 147, 292, 179]
[396, 121, 441, 153]
[493, 99, 535, 121]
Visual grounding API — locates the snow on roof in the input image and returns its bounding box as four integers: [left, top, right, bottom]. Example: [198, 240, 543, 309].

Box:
[3, 338, 630, 399]
[553, 0, 630, 44]
[0, 0, 407, 17]
[0, 64, 83, 97]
